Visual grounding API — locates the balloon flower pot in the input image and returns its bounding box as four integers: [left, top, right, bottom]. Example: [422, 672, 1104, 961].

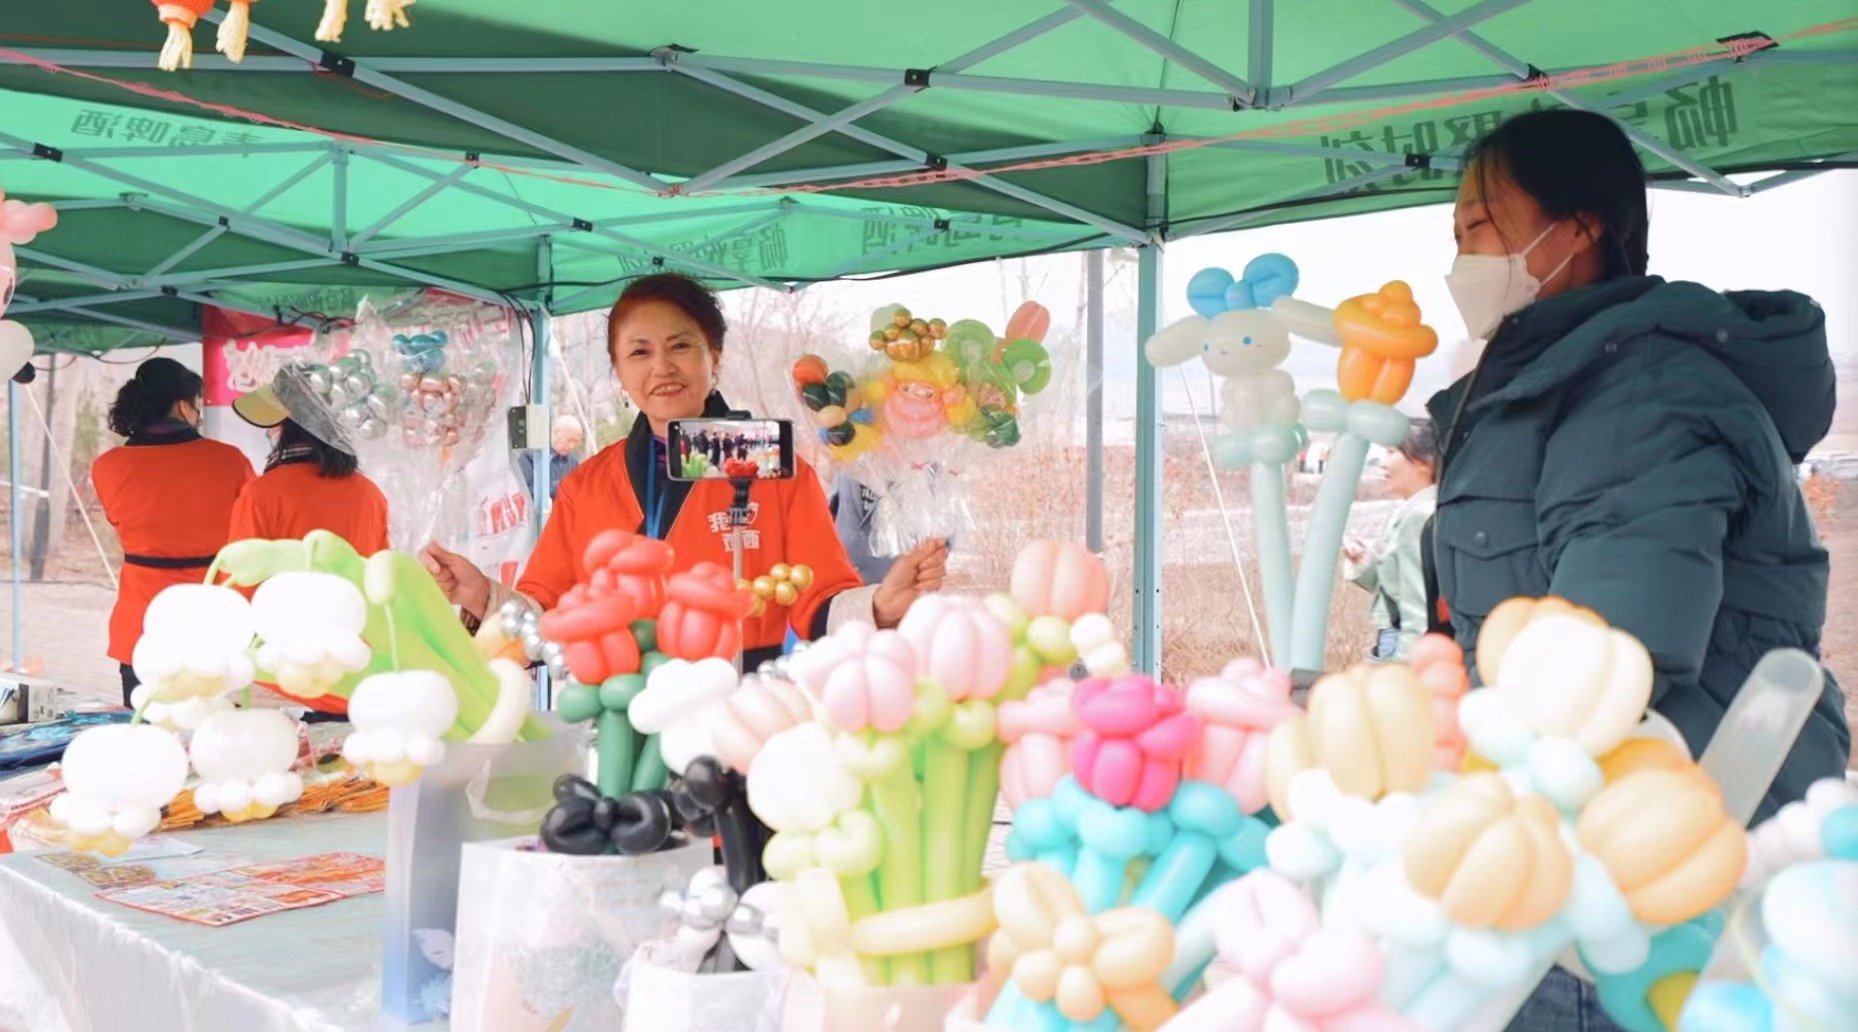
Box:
[622, 952, 779, 1032]
[378, 724, 587, 1027]
[449, 835, 712, 1031]
[781, 974, 975, 1032]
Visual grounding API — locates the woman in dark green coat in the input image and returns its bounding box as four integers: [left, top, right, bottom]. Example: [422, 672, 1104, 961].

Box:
[1429, 109, 1848, 1031]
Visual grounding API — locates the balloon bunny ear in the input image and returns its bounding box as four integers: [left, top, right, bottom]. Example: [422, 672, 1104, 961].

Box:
[1143, 315, 1213, 367]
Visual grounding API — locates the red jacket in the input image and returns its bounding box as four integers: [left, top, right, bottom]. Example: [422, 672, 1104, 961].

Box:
[92, 430, 255, 664]
[229, 463, 391, 557]
[518, 422, 862, 658]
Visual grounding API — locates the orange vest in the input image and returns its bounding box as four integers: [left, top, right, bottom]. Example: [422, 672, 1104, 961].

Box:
[229, 463, 391, 557]
[92, 435, 255, 663]
[517, 441, 863, 654]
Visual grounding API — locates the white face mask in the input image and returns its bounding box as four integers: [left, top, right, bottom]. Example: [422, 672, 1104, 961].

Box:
[1445, 221, 1573, 341]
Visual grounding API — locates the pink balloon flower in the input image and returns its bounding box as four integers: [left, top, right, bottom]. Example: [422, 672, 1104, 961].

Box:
[1409, 633, 1470, 770]
[793, 622, 920, 734]
[998, 679, 1081, 808]
[897, 594, 1013, 702]
[1165, 870, 1418, 1032]
[0, 192, 59, 245]
[1070, 675, 1201, 812]
[1184, 659, 1300, 815]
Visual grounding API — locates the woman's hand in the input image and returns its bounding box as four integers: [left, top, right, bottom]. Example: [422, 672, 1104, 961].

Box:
[872, 538, 949, 629]
[420, 542, 492, 620]
[1342, 539, 1369, 565]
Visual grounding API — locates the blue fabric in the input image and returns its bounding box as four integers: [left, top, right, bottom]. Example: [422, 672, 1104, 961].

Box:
[644, 438, 669, 540]
[1506, 969, 1626, 1032]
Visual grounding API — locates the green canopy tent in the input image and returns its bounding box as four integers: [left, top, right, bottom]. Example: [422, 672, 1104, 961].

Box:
[1, 0, 1853, 672]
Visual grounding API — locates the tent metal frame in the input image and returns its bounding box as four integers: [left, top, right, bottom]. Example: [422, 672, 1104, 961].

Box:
[4, 0, 1853, 677]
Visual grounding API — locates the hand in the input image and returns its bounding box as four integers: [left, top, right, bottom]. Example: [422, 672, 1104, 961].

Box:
[872, 538, 949, 629]
[1341, 539, 1368, 564]
[420, 542, 492, 620]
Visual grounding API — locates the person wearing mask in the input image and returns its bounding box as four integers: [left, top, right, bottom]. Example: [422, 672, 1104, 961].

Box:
[518, 415, 585, 502]
[1426, 110, 1845, 1030]
[91, 357, 254, 707]
[230, 365, 391, 557]
[421, 273, 948, 670]
[1341, 421, 1437, 662]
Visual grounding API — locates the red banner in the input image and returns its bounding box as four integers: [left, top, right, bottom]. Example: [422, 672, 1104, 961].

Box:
[199, 307, 322, 406]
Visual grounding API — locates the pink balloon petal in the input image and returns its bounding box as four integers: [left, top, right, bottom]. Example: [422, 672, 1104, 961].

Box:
[1270, 928, 1382, 1017]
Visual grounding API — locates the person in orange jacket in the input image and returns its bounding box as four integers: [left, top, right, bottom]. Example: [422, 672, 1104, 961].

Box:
[230, 366, 391, 557]
[92, 357, 254, 706]
[422, 273, 948, 670]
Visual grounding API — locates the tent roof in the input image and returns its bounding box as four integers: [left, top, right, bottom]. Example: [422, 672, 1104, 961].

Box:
[2, 0, 1853, 350]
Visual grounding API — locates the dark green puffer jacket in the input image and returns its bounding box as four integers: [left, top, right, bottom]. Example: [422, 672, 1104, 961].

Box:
[1427, 276, 1848, 819]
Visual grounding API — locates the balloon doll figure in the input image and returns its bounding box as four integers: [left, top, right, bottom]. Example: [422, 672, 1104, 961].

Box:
[1145, 254, 1304, 665]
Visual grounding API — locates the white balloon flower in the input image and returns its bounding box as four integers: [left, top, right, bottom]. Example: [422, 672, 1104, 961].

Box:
[630, 658, 739, 778]
[129, 584, 257, 703]
[49, 725, 190, 855]
[341, 670, 459, 786]
[252, 572, 373, 700]
[188, 709, 305, 822]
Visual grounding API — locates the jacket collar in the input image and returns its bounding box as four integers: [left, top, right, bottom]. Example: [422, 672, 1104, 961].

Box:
[623, 392, 733, 538]
[124, 418, 202, 447]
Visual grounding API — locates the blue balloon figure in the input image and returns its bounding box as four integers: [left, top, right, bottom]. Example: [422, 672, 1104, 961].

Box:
[1187, 267, 1235, 318]
[1225, 253, 1301, 311]
[393, 331, 450, 376]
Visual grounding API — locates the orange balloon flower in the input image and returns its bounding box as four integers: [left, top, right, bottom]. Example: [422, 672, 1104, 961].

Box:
[1404, 773, 1574, 930]
[1333, 281, 1439, 404]
[1577, 766, 1747, 925]
[1266, 663, 1434, 820]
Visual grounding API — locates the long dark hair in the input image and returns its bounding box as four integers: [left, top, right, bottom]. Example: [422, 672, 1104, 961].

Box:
[108, 357, 202, 437]
[274, 418, 359, 478]
[607, 272, 727, 361]
[1396, 419, 1439, 472]
[1467, 109, 1650, 280]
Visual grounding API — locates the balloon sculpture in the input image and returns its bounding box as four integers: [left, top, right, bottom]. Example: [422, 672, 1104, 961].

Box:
[0, 184, 58, 379]
[49, 530, 543, 854]
[150, 0, 421, 69]
[1146, 254, 1437, 670]
[791, 301, 1055, 555]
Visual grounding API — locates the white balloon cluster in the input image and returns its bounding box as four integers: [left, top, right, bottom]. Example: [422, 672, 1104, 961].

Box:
[52, 573, 376, 853]
[341, 670, 461, 786]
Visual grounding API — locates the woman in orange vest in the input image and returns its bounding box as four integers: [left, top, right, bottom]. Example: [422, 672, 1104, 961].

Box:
[92, 357, 254, 706]
[230, 366, 391, 557]
[422, 273, 947, 669]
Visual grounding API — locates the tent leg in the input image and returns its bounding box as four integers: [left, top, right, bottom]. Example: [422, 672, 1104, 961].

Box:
[1086, 249, 1105, 555]
[1132, 149, 1166, 676]
[7, 379, 22, 673]
[527, 240, 553, 712]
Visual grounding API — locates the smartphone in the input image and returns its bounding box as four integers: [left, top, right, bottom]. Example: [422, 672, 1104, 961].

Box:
[667, 418, 795, 481]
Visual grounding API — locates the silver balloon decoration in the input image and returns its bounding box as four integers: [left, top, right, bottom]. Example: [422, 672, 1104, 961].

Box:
[497, 599, 530, 640]
[540, 640, 567, 670]
[344, 372, 373, 399]
[304, 365, 333, 399]
[520, 625, 545, 661]
[357, 418, 387, 440]
[349, 349, 372, 369]
[337, 406, 368, 430]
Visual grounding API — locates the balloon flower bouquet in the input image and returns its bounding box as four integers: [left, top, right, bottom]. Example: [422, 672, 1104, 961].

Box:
[948, 579, 1831, 1031]
[790, 302, 1056, 556]
[1145, 254, 1437, 671]
[47, 531, 547, 855]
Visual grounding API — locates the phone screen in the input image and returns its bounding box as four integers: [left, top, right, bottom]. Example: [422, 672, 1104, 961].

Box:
[666, 418, 796, 481]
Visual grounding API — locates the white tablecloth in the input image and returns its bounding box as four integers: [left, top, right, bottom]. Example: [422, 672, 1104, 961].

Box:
[0, 813, 419, 1032]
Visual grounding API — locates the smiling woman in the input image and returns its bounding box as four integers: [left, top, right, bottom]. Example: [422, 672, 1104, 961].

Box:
[422, 273, 949, 670]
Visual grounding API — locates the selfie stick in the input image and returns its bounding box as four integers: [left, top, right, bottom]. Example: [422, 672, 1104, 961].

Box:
[728, 477, 752, 677]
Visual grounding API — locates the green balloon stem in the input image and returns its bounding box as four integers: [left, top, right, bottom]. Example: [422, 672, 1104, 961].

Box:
[837, 872, 889, 985]
[631, 733, 668, 793]
[960, 743, 1004, 895]
[920, 737, 974, 985]
[868, 746, 927, 985]
[597, 709, 635, 798]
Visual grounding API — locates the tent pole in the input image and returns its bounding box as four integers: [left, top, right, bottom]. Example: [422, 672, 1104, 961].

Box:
[676, 5, 1084, 192]
[1284, 0, 1531, 104]
[144, 226, 230, 279]
[664, 60, 1150, 243]
[1747, 153, 1858, 193]
[1390, 0, 1745, 197]
[529, 236, 553, 711]
[1132, 146, 1166, 676]
[706, 135, 1146, 192]
[1249, 0, 1275, 96]
[797, 206, 1086, 243]
[1064, 0, 1257, 105]
[1086, 248, 1105, 555]
[352, 150, 791, 291]
[7, 379, 21, 672]
[213, 13, 670, 194]
[819, 223, 943, 279]
[331, 147, 350, 252]
[350, 165, 474, 247]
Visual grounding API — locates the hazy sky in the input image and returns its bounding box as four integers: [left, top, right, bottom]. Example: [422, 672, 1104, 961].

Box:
[728, 170, 1856, 433]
